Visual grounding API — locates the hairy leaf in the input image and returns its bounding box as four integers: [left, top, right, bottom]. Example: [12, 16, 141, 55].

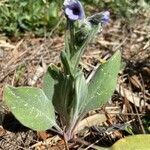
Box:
[72, 73, 88, 124]
[84, 50, 121, 114]
[88, 134, 150, 150]
[60, 51, 74, 77]
[53, 75, 74, 126]
[43, 65, 58, 101]
[74, 72, 88, 117]
[110, 134, 150, 150]
[4, 86, 56, 131]
[72, 24, 100, 73]
[43, 65, 74, 127]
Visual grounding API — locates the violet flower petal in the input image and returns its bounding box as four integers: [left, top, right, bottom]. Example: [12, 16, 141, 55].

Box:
[87, 11, 110, 26]
[65, 8, 79, 20]
[101, 11, 110, 25]
[64, 0, 85, 21]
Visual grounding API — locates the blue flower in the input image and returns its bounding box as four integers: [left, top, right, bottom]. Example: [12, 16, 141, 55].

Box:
[63, 0, 85, 21]
[101, 11, 110, 25]
[87, 11, 110, 26]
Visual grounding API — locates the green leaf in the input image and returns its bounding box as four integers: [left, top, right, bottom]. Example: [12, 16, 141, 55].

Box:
[74, 72, 88, 117]
[43, 65, 57, 101]
[84, 50, 121, 114]
[111, 134, 150, 150]
[71, 24, 100, 73]
[4, 86, 56, 131]
[70, 72, 88, 131]
[60, 51, 74, 77]
[88, 134, 150, 150]
[48, 2, 58, 18]
[43, 65, 74, 127]
[52, 75, 74, 126]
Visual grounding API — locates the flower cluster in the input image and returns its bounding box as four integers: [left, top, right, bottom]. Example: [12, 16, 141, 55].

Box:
[63, 0, 110, 25]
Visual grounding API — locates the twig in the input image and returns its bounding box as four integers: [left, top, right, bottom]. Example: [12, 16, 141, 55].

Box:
[48, 12, 64, 38]
[139, 73, 146, 109]
[86, 63, 100, 83]
[30, 135, 62, 149]
[75, 138, 109, 150]
[128, 77, 146, 134]
[116, 84, 148, 107]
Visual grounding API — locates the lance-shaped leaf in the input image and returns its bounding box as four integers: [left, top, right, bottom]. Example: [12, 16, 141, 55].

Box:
[53, 74, 74, 126]
[71, 72, 88, 125]
[43, 64, 60, 101]
[83, 50, 121, 114]
[43, 65, 74, 126]
[4, 86, 57, 131]
[60, 51, 74, 77]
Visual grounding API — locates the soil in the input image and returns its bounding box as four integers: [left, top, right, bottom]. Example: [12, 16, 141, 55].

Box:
[0, 9, 150, 150]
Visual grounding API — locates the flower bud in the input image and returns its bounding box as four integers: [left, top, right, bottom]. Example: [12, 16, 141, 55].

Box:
[87, 11, 110, 26]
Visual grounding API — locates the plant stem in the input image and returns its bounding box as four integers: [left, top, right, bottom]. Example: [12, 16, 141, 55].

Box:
[54, 124, 63, 135]
[63, 133, 70, 150]
[73, 26, 99, 73]
[67, 20, 75, 58]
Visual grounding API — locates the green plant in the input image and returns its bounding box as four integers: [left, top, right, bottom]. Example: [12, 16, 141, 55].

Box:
[94, 134, 150, 150]
[0, 0, 149, 37]
[0, 0, 61, 36]
[4, 0, 121, 140]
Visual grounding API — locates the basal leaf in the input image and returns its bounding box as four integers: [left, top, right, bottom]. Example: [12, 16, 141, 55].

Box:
[84, 50, 121, 114]
[4, 86, 56, 131]
[53, 75, 74, 126]
[43, 65, 58, 101]
[43, 65, 74, 127]
[89, 134, 150, 150]
[111, 134, 150, 150]
[74, 72, 88, 117]
[70, 72, 88, 131]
